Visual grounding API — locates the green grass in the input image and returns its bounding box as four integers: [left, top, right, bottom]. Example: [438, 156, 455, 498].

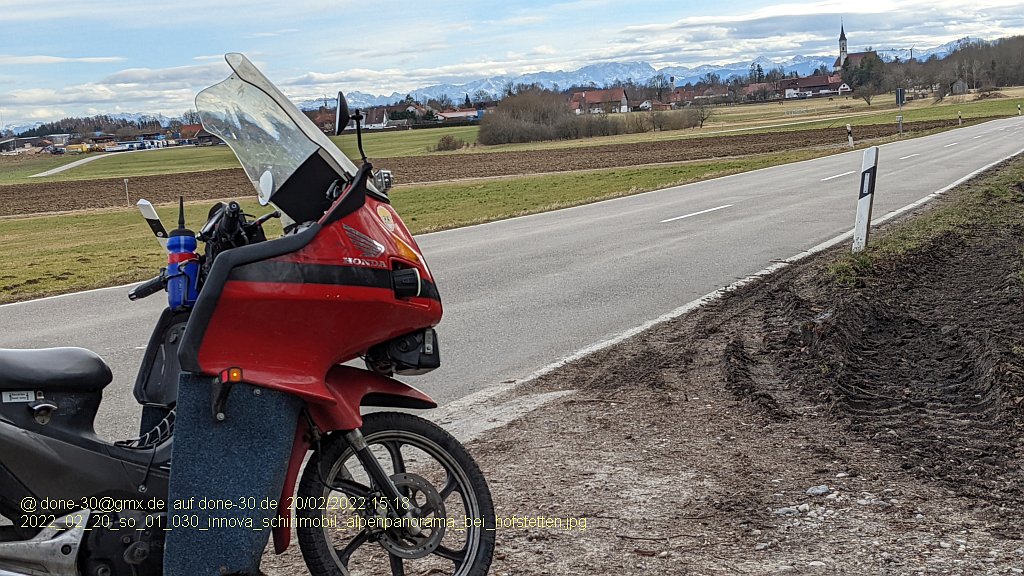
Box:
[0, 148, 829, 303]
[827, 154, 1024, 285]
[0, 154, 84, 185]
[22, 146, 241, 183]
[331, 125, 479, 158]
[0, 200, 280, 304]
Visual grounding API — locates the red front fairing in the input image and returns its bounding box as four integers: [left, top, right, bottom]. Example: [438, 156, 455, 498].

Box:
[193, 193, 442, 401]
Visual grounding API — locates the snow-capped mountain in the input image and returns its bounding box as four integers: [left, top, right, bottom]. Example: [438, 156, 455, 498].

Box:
[2, 121, 45, 136]
[874, 37, 989, 63]
[299, 54, 848, 111]
[105, 112, 175, 127]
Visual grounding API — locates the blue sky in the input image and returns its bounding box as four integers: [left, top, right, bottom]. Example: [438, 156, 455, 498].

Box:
[1, 0, 1022, 126]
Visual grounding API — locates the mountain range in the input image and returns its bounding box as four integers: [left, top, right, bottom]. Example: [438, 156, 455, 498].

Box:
[302, 38, 979, 110]
[0, 38, 984, 135]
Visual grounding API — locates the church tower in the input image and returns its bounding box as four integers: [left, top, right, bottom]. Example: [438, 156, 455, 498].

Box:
[838, 23, 848, 68]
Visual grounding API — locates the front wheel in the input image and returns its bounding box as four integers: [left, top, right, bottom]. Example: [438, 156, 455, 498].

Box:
[296, 412, 495, 576]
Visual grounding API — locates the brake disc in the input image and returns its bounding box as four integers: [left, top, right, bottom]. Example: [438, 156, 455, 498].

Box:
[378, 472, 447, 559]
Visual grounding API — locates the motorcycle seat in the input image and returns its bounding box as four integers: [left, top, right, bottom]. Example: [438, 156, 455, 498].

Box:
[0, 347, 113, 392]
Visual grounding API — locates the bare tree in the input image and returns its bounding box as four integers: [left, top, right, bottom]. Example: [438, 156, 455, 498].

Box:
[646, 73, 671, 103]
[181, 109, 201, 124]
[694, 101, 714, 128]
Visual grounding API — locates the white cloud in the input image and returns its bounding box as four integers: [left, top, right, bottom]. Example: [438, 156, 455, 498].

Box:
[98, 63, 230, 86]
[0, 55, 125, 65]
[244, 28, 300, 39]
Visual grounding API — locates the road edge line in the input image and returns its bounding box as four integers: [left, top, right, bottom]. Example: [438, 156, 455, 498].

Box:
[436, 145, 1024, 432]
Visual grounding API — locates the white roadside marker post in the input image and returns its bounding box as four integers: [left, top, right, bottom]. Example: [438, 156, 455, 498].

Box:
[958, 111, 962, 126]
[1018, 103, 1021, 116]
[124, 179, 130, 206]
[846, 123, 854, 148]
[136, 199, 169, 250]
[852, 146, 880, 253]
[897, 115, 903, 136]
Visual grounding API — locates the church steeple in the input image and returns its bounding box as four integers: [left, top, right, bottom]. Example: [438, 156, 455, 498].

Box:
[838, 21, 848, 68]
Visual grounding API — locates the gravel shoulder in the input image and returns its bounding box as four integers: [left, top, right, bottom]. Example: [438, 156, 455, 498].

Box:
[459, 156, 1024, 574]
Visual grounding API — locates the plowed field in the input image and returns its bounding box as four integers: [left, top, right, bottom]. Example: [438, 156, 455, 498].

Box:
[0, 119, 963, 217]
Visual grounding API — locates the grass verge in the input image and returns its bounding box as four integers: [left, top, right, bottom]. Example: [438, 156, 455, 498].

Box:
[0, 149, 831, 304]
[827, 154, 1024, 284]
[0, 200, 280, 305]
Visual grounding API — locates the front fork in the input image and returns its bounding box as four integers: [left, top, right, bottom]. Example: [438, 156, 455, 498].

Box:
[343, 430, 423, 531]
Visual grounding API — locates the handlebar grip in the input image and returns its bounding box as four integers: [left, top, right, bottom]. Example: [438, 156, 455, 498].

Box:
[128, 275, 165, 301]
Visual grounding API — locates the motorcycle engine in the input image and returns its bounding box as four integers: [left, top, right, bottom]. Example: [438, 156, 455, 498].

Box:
[79, 511, 164, 576]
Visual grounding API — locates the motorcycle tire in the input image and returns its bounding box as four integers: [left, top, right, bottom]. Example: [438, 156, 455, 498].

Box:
[296, 411, 495, 576]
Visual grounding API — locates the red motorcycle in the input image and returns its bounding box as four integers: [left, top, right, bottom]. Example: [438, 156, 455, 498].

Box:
[0, 53, 495, 576]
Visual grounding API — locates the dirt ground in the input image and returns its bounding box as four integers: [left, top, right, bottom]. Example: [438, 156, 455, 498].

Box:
[0, 119, 964, 217]
[458, 163, 1024, 574]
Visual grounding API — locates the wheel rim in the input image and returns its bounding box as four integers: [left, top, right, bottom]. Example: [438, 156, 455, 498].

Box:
[316, 430, 484, 576]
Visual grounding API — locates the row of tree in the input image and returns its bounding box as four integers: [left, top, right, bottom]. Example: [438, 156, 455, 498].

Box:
[835, 35, 1024, 105]
[14, 114, 178, 139]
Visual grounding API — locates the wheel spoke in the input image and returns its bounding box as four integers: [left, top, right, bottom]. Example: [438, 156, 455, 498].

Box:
[389, 553, 406, 576]
[336, 529, 371, 566]
[383, 440, 407, 475]
[434, 544, 467, 568]
[439, 473, 459, 500]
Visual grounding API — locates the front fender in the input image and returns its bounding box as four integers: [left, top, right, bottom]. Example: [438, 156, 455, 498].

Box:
[307, 365, 436, 431]
[272, 365, 436, 554]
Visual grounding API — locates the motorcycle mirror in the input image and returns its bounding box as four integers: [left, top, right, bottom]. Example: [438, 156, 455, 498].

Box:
[136, 199, 169, 250]
[258, 170, 274, 204]
[334, 91, 350, 136]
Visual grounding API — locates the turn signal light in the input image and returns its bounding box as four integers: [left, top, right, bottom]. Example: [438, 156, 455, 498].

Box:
[220, 367, 243, 383]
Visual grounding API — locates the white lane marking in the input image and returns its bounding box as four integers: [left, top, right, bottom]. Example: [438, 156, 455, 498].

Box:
[899, 154, 920, 160]
[513, 145, 1024, 388]
[660, 204, 732, 223]
[821, 171, 855, 181]
[944, 142, 959, 148]
[973, 135, 984, 139]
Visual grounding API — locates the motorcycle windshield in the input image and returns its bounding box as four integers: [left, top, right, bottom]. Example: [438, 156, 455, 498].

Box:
[196, 53, 360, 222]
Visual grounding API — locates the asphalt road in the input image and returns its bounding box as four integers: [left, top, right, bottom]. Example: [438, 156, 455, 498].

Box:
[2, 116, 1022, 441]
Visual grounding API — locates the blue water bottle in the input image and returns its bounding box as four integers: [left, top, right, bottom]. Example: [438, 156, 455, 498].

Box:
[167, 197, 199, 310]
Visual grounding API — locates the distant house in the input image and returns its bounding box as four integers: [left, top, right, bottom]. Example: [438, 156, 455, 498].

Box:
[743, 82, 779, 101]
[951, 79, 969, 95]
[570, 88, 629, 114]
[306, 109, 337, 133]
[195, 128, 222, 146]
[778, 75, 850, 99]
[638, 100, 672, 111]
[89, 134, 117, 145]
[437, 108, 481, 121]
[0, 137, 16, 153]
[696, 86, 730, 101]
[179, 124, 203, 139]
[670, 88, 697, 105]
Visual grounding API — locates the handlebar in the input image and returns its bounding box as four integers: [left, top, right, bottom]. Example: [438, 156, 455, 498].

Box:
[128, 272, 166, 301]
[253, 210, 281, 227]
